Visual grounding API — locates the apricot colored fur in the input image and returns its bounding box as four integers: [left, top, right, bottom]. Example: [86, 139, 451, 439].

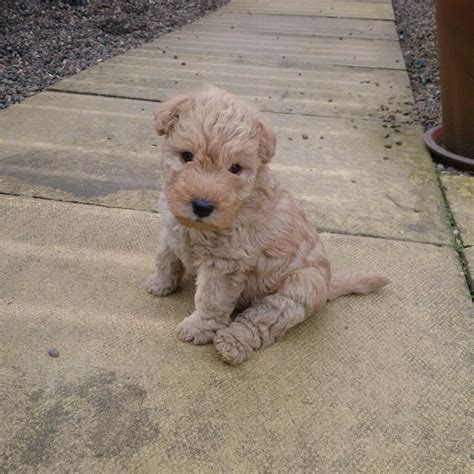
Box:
[145, 86, 389, 365]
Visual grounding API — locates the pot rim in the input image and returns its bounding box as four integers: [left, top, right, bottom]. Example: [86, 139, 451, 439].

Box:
[424, 125, 474, 172]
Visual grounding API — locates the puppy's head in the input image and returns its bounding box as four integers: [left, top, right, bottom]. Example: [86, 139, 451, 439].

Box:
[155, 86, 276, 231]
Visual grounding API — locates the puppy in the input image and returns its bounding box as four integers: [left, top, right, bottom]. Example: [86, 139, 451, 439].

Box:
[146, 85, 389, 365]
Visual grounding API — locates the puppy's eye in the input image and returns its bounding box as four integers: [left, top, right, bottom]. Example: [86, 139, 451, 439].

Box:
[180, 151, 193, 163]
[229, 164, 242, 174]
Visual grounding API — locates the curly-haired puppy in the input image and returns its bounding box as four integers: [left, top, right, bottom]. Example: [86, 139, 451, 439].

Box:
[145, 86, 389, 365]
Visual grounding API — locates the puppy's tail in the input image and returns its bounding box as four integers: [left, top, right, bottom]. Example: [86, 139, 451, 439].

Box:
[327, 270, 390, 301]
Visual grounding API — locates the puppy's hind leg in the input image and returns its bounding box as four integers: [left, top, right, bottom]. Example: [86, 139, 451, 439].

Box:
[214, 268, 329, 365]
[145, 233, 184, 297]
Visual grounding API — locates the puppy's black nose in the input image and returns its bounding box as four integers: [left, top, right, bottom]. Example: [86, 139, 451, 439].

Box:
[192, 199, 215, 218]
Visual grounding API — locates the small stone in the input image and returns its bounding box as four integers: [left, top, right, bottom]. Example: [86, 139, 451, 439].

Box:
[351, 179, 357, 183]
[383, 156, 389, 160]
[396, 141, 402, 146]
[384, 133, 390, 139]
[48, 348, 59, 358]
[414, 208, 420, 213]
[302, 133, 309, 140]
[385, 144, 392, 149]
[288, 137, 293, 141]
[328, 98, 333, 102]
[173, 55, 178, 59]
[320, 136, 324, 140]
[181, 62, 186, 66]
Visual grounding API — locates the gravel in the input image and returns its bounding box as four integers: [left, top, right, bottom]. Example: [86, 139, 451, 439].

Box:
[392, 0, 441, 131]
[48, 348, 60, 358]
[0, 0, 229, 109]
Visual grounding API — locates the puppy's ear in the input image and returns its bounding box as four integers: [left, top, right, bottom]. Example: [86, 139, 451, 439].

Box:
[256, 116, 277, 163]
[154, 94, 191, 137]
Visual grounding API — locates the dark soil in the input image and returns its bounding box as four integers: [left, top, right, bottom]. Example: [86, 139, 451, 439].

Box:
[0, 0, 229, 109]
[392, 0, 441, 131]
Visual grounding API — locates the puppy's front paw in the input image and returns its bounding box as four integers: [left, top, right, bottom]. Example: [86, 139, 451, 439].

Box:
[214, 328, 253, 365]
[176, 315, 215, 345]
[145, 272, 178, 297]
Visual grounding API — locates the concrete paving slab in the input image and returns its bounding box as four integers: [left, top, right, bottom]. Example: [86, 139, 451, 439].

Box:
[222, 0, 395, 20]
[134, 33, 405, 70]
[464, 247, 474, 279]
[51, 59, 413, 122]
[441, 175, 474, 246]
[48, 38, 405, 77]
[0, 93, 161, 212]
[187, 12, 398, 40]
[269, 112, 450, 245]
[105, 31, 405, 71]
[0, 92, 450, 244]
[441, 174, 474, 278]
[1, 195, 471, 472]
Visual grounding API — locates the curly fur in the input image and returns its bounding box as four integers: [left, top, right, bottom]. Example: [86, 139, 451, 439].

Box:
[145, 85, 390, 365]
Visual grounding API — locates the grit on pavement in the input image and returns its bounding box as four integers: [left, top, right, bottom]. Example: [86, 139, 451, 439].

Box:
[0, 0, 472, 471]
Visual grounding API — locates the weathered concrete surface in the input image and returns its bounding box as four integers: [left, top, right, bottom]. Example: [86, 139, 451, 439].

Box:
[1, 195, 472, 472]
[441, 175, 474, 246]
[51, 59, 413, 122]
[136, 34, 405, 70]
[465, 247, 474, 280]
[0, 93, 161, 212]
[187, 11, 399, 39]
[441, 174, 474, 275]
[222, 0, 395, 20]
[50, 35, 405, 74]
[1, 0, 471, 470]
[0, 92, 451, 244]
[48, 6, 408, 120]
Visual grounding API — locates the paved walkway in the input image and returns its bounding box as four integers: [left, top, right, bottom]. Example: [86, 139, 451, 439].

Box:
[1, 0, 472, 471]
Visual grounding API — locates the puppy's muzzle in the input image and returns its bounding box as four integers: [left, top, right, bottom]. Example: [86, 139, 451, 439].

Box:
[192, 199, 215, 218]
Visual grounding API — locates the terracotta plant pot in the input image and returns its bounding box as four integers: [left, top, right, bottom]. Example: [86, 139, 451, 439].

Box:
[424, 0, 474, 170]
[425, 126, 474, 172]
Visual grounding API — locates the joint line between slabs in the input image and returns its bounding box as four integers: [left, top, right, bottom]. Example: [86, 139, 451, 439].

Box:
[0, 191, 454, 251]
